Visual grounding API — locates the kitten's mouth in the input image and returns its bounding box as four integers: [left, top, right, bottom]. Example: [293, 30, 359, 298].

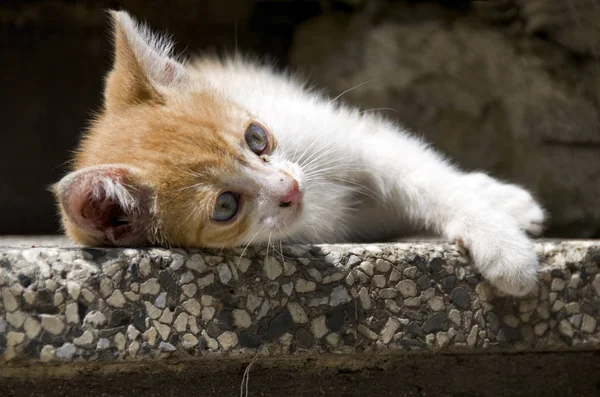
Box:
[278, 201, 303, 232]
[288, 201, 303, 217]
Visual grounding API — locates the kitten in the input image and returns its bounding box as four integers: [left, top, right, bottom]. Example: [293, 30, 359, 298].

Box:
[54, 10, 546, 297]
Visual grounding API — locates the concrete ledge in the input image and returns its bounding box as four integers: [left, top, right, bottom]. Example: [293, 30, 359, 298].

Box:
[1, 239, 600, 395]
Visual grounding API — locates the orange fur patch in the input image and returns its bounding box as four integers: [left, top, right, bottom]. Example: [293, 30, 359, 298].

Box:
[71, 91, 254, 247]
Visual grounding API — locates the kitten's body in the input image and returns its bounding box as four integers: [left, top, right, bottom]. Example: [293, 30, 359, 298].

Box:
[55, 11, 545, 297]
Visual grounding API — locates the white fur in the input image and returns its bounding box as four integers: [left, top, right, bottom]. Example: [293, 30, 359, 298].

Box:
[119, 12, 546, 296]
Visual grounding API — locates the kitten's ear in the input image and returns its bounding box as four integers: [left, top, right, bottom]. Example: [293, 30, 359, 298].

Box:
[104, 10, 189, 110]
[53, 165, 154, 246]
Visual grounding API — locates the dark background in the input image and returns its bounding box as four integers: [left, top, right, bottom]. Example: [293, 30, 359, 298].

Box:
[0, 0, 324, 235]
[1, 0, 599, 237]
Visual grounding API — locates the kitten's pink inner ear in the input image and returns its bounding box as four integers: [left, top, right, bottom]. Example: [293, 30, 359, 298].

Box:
[59, 166, 151, 246]
[74, 186, 132, 243]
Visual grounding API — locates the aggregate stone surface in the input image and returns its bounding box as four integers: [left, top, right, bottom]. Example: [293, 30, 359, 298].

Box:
[0, 240, 599, 364]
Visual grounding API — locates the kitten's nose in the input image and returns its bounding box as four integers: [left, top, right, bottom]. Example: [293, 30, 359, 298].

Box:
[279, 180, 301, 208]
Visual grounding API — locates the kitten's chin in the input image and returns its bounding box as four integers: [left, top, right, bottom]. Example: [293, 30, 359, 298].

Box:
[245, 204, 304, 245]
[275, 202, 304, 236]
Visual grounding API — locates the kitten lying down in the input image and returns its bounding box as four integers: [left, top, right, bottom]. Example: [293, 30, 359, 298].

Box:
[54, 11, 546, 297]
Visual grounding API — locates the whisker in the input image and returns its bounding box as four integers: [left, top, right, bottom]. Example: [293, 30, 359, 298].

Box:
[301, 150, 347, 175]
[294, 120, 348, 166]
[303, 155, 360, 170]
[309, 178, 387, 207]
[175, 166, 204, 179]
[299, 142, 336, 170]
[304, 166, 365, 180]
[266, 232, 272, 265]
[270, 243, 287, 261]
[327, 79, 377, 105]
[237, 225, 265, 267]
[280, 221, 291, 244]
[304, 165, 365, 178]
[277, 226, 285, 264]
[329, 177, 388, 207]
[174, 183, 204, 193]
[359, 107, 399, 114]
[303, 158, 362, 175]
[290, 134, 305, 163]
[296, 133, 329, 167]
[309, 225, 321, 242]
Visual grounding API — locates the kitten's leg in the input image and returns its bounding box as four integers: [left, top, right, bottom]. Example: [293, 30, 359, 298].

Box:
[359, 126, 542, 296]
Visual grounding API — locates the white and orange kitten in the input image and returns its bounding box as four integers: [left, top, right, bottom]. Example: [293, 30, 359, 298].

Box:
[54, 11, 546, 296]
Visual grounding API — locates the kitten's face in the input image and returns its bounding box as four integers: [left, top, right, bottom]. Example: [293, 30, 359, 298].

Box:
[54, 11, 305, 248]
[66, 92, 306, 248]
[168, 117, 306, 248]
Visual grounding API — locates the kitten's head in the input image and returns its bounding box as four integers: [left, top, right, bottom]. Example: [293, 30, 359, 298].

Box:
[54, 11, 305, 247]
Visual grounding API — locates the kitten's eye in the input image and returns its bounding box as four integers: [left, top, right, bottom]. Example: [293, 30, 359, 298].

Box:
[245, 122, 268, 155]
[212, 192, 239, 222]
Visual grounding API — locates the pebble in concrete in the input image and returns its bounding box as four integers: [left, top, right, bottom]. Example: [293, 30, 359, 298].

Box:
[217, 331, 238, 351]
[40, 315, 64, 335]
[288, 302, 308, 324]
[1, 288, 18, 312]
[311, 316, 328, 339]
[83, 311, 107, 327]
[56, 343, 76, 359]
[107, 290, 126, 308]
[74, 330, 94, 347]
[329, 286, 351, 306]
[296, 279, 316, 293]
[264, 258, 283, 280]
[397, 280, 418, 298]
[23, 317, 41, 339]
[182, 299, 201, 317]
[233, 309, 252, 329]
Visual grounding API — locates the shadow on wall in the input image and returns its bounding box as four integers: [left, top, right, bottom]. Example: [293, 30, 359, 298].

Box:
[1, 0, 599, 237]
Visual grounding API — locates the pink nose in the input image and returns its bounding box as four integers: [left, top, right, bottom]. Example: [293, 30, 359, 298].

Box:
[279, 180, 301, 207]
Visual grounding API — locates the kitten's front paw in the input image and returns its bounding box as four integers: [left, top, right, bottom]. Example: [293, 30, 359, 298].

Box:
[464, 173, 545, 236]
[448, 217, 539, 297]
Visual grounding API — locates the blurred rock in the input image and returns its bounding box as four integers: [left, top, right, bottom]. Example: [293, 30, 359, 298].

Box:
[290, 2, 600, 237]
